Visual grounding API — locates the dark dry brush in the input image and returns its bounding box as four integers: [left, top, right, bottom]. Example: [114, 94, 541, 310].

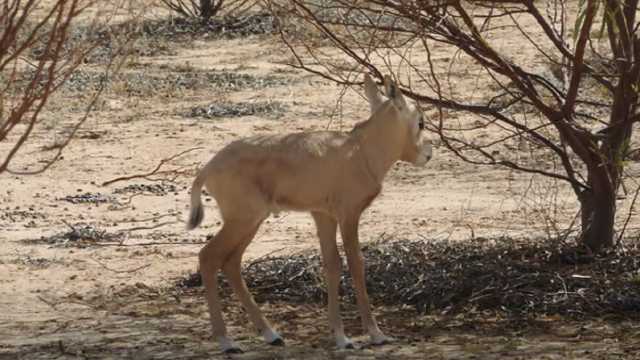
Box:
[59, 192, 112, 205]
[177, 238, 640, 319]
[9, 67, 294, 97]
[21, 12, 278, 67]
[113, 183, 177, 196]
[58, 69, 294, 94]
[31, 223, 122, 248]
[0, 208, 46, 223]
[134, 13, 278, 40]
[68, 13, 277, 64]
[187, 101, 287, 119]
[6, 254, 61, 269]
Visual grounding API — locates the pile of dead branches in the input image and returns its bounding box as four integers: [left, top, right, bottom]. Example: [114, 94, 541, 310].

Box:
[127, 13, 277, 40]
[177, 238, 640, 319]
[36, 222, 122, 247]
[187, 100, 287, 119]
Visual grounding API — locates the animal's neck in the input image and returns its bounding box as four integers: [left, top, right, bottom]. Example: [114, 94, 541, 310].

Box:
[353, 104, 405, 184]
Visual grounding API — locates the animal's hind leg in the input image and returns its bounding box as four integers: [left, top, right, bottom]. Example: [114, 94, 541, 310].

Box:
[221, 218, 284, 346]
[199, 219, 261, 353]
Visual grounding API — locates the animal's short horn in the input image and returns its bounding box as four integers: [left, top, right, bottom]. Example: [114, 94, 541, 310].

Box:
[364, 73, 384, 113]
[383, 75, 396, 98]
[383, 75, 406, 109]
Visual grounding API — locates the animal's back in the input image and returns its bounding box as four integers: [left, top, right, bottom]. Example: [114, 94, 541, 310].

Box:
[206, 131, 358, 214]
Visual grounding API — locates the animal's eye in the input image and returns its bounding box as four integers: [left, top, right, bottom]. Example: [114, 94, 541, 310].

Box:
[418, 115, 424, 130]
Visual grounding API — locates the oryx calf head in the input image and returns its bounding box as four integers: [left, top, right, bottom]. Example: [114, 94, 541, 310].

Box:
[364, 73, 433, 167]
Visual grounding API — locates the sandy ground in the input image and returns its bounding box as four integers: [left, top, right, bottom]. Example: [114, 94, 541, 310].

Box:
[2, 3, 639, 359]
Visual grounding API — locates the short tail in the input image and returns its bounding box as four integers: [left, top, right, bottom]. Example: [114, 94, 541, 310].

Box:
[186, 171, 206, 230]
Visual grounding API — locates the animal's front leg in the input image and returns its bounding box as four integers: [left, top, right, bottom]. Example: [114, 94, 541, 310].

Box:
[340, 215, 393, 346]
[313, 212, 353, 349]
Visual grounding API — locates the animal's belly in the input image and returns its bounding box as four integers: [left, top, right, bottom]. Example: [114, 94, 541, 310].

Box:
[252, 161, 339, 214]
[268, 187, 331, 214]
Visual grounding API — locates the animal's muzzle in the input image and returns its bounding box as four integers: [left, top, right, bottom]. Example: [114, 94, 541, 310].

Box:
[413, 142, 433, 167]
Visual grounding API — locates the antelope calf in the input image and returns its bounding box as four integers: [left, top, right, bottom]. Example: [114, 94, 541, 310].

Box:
[187, 74, 432, 353]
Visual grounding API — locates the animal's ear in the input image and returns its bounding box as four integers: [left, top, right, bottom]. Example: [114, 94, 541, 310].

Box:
[363, 73, 384, 113]
[383, 75, 407, 109]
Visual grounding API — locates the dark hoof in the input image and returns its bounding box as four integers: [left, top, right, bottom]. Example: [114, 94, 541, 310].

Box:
[224, 347, 244, 354]
[269, 337, 285, 346]
[371, 339, 390, 346]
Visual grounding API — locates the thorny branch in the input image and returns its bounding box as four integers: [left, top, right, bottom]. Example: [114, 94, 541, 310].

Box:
[101, 147, 203, 186]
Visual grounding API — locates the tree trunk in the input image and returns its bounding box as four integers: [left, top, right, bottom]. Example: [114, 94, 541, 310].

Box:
[579, 54, 637, 252]
[579, 176, 616, 252]
[200, 0, 213, 21]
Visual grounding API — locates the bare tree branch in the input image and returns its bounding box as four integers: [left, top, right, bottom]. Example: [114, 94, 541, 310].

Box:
[101, 147, 203, 186]
[272, 0, 640, 250]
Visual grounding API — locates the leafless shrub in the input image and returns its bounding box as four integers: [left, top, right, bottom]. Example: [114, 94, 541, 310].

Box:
[160, 0, 260, 21]
[160, 0, 225, 21]
[272, 0, 640, 251]
[0, 0, 134, 175]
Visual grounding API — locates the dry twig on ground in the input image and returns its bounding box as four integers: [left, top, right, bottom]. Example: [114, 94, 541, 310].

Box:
[101, 147, 203, 186]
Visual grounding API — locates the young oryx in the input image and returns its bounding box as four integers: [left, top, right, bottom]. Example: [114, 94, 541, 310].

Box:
[187, 74, 432, 353]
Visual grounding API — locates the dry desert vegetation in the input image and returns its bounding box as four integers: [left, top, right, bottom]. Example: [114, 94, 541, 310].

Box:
[1, 1, 640, 359]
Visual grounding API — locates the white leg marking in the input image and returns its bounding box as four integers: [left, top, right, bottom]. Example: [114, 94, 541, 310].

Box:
[335, 332, 354, 349]
[369, 327, 393, 345]
[217, 336, 242, 353]
[262, 328, 283, 345]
